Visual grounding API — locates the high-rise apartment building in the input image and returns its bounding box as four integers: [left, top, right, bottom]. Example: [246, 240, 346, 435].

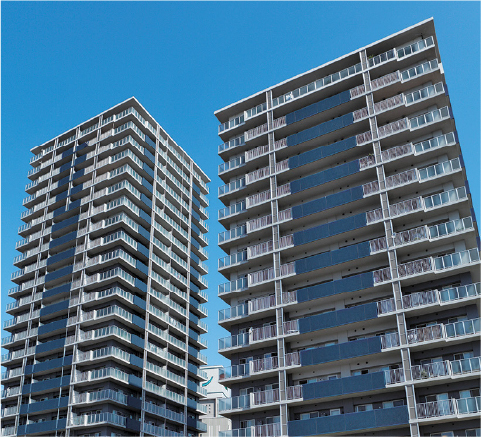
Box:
[215, 19, 480, 437]
[2, 98, 210, 437]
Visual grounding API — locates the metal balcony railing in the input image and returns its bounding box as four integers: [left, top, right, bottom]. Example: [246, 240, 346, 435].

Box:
[248, 295, 276, 313]
[252, 388, 280, 406]
[251, 325, 277, 342]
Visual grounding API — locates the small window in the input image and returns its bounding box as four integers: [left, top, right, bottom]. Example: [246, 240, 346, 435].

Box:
[355, 404, 373, 412]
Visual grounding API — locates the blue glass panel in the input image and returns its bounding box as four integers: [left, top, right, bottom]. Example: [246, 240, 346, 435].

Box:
[140, 208, 151, 224]
[300, 337, 382, 366]
[46, 247, 75, 266]
[292, 186, 363, 219]
[129, 374, 143, 388]
[37, 318, 68, 336]
[133, 295, 146, 310]
[74, 154, 86, 166]
[43, 282, 72, 299]
[52, 214, 80, 233]
[131, 334, 144, 349]
[132, 315, 145, 329]
[130, 354, 144, 369]
[141, 193, 152, 208]
[135, 279, 147, 293]
[45, 265, 73, 283]
[40, 299, 69, 317]
[295, 241, 370, 275]
[126, 418, 141, 432]
[291, 160, 360, 194]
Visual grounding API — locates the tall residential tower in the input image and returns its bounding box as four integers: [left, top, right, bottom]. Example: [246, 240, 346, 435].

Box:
[216, 19, 480, 437]
[2, 98, 209, 437]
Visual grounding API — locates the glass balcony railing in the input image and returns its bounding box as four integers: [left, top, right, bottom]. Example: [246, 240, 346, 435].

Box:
[439, 282, 480, 303]
[218, 250, 248, 269]
[218, 277, 248, 296]
[218, 224, 247, 244]
[405, 82, 444, 106]
[219, 155, 246, 174]
[451, 356, 481, 375]
[397, 36, 434, 59]
[219, 115, 245, 134]
[411, 361, 450, 380]
[218, 303, 248, 323]
[418, 157, 461, 181]
[252, 388, 280, 406]
[416, 396, 480, 419]
[251, 324, 277, 342]
[272, 62, 362, 107]
[445, 318, 480, 338]
[380, 332, 400, 349]
[219, 177, 246, 196]
[368, 48, 395, 68]
[413, 131, 456, 154]
[429, 216, 473, 239]
[424, 186, 467, 210]
[245, 123, 269, 141]
[219, 201, 246, 220]
[219, 364, 250, 381]
[434, 248, 480, 271]
[218, 333, 249, 351]
[218, 135, 246, 154]
[219, 395, 250, 413]
[409, 106, 450, 129]
[245, 102, 267, 120]
[401, 59, 438, 82]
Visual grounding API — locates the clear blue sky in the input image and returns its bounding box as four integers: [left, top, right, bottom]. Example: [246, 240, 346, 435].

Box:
[2, 2, 480, 367]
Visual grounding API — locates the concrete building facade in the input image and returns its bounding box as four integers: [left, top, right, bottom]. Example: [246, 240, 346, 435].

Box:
[215, 19, 480, 437]
[1, 98, 210, 437]
[199, 365, 232, 437]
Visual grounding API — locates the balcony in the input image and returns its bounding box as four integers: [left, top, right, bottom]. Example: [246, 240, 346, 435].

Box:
[219, 155, 246, 175]
[416, 396, 480, 420]
[70, 413, 126, 428]
[248, 262, 295, 286]
[394, 216, 473, 247]
[219, 250, 248, 270]
[218, 224, 247, 245]
[218, 277, 248, 296]
[219, 200, 246, 220]
[410, 106, 450, 130]
[370, 71, 400, 91]
[219, 354, 298, 383]
[219, 177, 246, 197]
[218, 303, 248, 323]
[72, 389, 128, 405]
[418, 157, 461, 181]
[251, 324, 277, 342]
[246, 214, 272, 232]
[219, 116, 245, 135]
[397, 36, 434, 59]
[414, 131, 456, 154]
[219, 394, 250, 413]
[368, 48, 395, 68]
[272, 61, 362, 107]
[218, 333, 249, 352]
[373, 248, 480, 284]
[220, 423, 281, 437]
[249, 294, 277, 313]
